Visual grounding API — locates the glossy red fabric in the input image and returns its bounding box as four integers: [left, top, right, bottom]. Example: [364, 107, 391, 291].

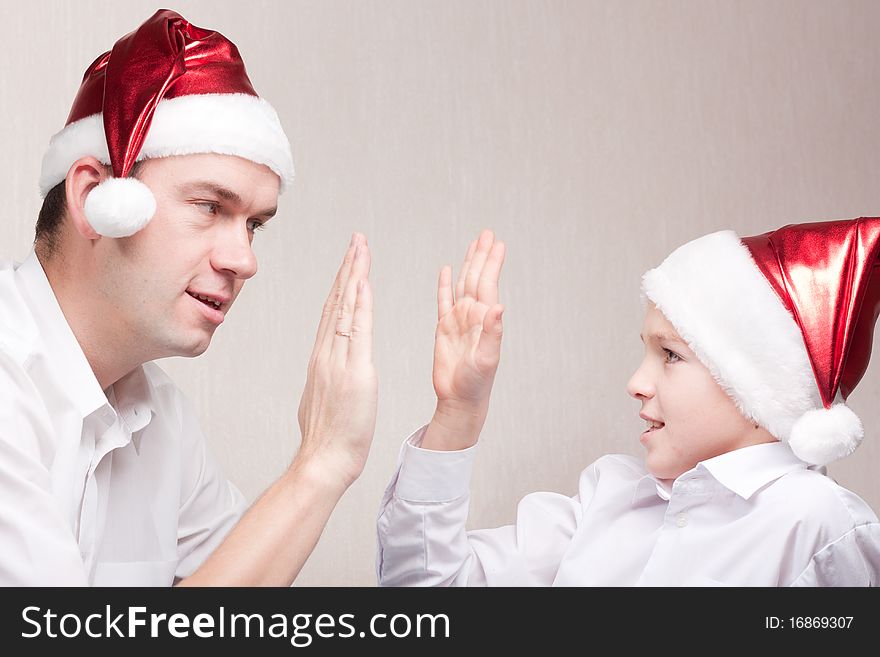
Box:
[65, 9, 257, 178]
[742, 217, 880, 407]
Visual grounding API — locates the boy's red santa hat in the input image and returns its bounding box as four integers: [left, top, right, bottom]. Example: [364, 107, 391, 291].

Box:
[39, 8, 294, 238]
[642, 218, 880, 466]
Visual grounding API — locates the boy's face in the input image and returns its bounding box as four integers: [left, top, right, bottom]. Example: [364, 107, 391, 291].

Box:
[626, 302, 776, 483]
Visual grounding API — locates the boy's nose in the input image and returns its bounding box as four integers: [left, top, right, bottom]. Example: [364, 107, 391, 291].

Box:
[626, 362, 655, 400]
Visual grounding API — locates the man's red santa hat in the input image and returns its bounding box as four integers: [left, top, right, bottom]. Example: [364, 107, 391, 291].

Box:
[642, 217, 880, 466]
[39, 8, 294, 238]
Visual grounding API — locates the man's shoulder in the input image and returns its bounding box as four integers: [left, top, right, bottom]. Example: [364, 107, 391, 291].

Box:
[0, 260, 38, 366]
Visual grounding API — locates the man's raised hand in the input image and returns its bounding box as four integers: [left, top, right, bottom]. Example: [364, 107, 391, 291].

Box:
[295, 233, 377, 487]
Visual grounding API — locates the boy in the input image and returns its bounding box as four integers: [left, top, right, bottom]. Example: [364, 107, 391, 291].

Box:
[376, 222, 880, 586]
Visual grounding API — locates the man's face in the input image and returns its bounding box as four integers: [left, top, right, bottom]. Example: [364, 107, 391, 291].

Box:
[626, 302, 768, 483]
[94, 153, 280, 360]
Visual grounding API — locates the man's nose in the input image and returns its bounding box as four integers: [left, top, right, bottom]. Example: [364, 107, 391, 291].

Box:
[212, 224, 258, 280]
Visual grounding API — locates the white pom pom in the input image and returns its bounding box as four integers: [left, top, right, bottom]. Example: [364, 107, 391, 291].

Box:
[83, 177, 156, 238]
[788, 403, 863, 465]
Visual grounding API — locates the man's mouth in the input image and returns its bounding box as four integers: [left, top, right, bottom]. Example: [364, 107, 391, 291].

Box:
[186, 290, 225, 310]
[185, 289, 230, 326]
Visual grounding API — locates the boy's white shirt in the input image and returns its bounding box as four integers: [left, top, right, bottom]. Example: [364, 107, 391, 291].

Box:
[0, 252, 247, 585]
[376, 426, 880, 586]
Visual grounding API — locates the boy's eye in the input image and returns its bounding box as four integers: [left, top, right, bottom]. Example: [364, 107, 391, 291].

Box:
[663, 348, 681, 363]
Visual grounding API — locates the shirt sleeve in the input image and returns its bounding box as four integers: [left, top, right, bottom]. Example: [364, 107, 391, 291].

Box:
[789, 522, 880, 586]
[0, 348, 88, 585]
[172, 389, 248, 580]
[376, 426, 584, 586]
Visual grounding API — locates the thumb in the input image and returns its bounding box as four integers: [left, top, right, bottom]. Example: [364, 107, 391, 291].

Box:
[477, 304, 504, 361]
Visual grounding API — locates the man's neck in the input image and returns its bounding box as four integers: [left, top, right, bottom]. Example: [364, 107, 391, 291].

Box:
[38, 250, 142, 390]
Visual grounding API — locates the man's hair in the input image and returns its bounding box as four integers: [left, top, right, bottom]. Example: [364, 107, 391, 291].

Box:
[35, 160, 146, 257]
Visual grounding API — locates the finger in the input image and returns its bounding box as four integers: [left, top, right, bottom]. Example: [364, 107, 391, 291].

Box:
[437, 265, 453, 320]
[321, 235, 371, 355]
[455, 240, 477, 301]
[330, 252, 363, 364]
[349, 278, 374, 368]
[314, 234, 361, 357]
[464, 229, 495, 299]
[477, 240, 505, 306]
[476, 304, 505, 365]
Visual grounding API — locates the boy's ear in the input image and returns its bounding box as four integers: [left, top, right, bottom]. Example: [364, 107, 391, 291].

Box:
[64, 156, 109, 241]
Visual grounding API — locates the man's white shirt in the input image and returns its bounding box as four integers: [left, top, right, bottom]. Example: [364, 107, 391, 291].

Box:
[377, 426, 880, 586]
[0, 251, 247, 585]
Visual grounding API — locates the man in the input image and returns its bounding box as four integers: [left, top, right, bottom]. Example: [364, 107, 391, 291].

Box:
[0, 9, 377, 585]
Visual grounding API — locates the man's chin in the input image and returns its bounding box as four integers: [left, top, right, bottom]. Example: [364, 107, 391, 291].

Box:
[162, 331, 215, 359]
[186, 340, 212, 358]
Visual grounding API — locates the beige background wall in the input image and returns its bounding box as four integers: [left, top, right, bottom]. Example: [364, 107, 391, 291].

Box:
[2, 0, 879, 585]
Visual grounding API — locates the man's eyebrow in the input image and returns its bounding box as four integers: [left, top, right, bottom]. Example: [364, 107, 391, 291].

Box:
[177, 181, 277, 218]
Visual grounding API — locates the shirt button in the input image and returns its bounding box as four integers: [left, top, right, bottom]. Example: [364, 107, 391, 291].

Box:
[675, 512, 688, 527]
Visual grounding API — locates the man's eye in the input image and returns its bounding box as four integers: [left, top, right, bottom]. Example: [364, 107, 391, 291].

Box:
[197, 202, 219, 214]
[663, 348, 681, 363]
[247, 219, 266, 232]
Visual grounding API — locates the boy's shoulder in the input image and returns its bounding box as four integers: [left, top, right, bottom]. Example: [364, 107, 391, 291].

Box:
[580, 453, 646, 477]
[760, 467, 878, 530]
[593, 453, 647, 476]
[577, 453, 648, 490]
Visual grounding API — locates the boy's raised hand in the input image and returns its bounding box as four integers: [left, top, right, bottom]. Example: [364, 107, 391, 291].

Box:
[421, 229, 506, 451]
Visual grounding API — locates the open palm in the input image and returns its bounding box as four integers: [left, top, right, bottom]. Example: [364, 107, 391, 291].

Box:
[433, 230, 506, 407]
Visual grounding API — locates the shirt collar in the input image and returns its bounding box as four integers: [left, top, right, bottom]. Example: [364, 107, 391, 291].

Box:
[632, 474, 670, 507]
[631, 441, 809, 506]
[696, 441, 808, 500]
[15, 250, 108, 419]
[109, 367, 155, 453]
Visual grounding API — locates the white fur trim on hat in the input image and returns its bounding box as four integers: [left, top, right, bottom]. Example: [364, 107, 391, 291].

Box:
[641, 230, 825, 454]
[83, 177, 156, 238]
[39, 93, 294, 196]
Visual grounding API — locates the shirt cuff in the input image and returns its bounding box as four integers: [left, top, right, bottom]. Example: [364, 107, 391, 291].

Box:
[394, 425, 478, 503]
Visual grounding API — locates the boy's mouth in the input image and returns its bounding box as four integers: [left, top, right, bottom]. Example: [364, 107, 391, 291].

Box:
[640, 413, 665, 440]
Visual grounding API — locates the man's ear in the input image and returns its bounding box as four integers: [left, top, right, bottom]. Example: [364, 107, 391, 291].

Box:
[64, 156, 109, 241]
